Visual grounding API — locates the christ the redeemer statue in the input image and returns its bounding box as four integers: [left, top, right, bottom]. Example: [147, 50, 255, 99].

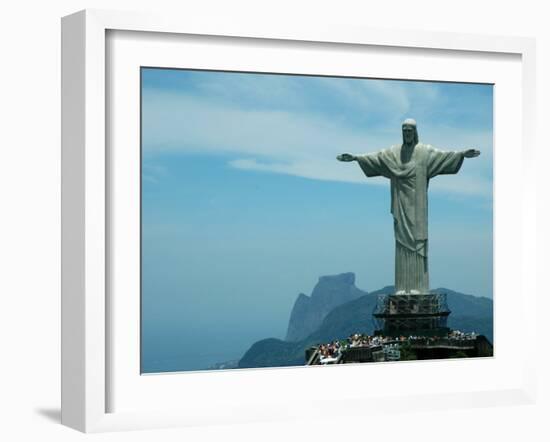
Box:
[337, 119, 480, 295]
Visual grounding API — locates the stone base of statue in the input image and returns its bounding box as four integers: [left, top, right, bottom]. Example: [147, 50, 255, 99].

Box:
[373, 293, 450, 337]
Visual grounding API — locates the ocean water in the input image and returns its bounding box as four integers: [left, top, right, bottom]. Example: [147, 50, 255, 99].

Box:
[141, 329, 278, 374]
[142, 346, 243, 373]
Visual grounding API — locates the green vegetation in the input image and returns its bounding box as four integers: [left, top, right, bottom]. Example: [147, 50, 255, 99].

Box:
[398, 342, 417, 361]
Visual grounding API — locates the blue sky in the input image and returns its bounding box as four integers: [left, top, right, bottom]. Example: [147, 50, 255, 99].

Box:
[141, 68, 493, 372]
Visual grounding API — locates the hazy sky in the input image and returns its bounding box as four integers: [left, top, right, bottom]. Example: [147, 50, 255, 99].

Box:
[141, 68, 493, 372]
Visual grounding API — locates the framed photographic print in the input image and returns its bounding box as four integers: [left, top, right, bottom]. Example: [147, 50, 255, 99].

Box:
[61, 9, 537, 433]
[139, 68, 494, 375]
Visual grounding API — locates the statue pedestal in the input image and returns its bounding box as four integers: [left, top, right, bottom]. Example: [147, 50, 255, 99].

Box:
[373, 293, 450, 337]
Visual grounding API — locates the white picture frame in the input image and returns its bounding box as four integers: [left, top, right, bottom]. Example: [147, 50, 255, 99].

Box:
[61, 9, 537, 433]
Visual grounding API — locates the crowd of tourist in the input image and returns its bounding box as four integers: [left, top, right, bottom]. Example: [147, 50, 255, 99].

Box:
[314, 329, 478, 364]
[316, 333, 391, 364]
[448, 330, 477, 340]
[347, 333, 391, 348]
[317, 341, 343, 364]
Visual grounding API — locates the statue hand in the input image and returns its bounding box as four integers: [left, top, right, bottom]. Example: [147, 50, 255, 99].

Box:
[463, 149, 480, 158]
[337, 153, 356, 162]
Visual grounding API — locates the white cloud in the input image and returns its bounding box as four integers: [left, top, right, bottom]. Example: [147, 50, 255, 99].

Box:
[142, 88, 492, 198]
[229, 157, 387, 185]
[314, 77, 412, 117]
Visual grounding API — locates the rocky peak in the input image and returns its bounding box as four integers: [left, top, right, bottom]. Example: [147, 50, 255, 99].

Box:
[285, 272, 366, 342]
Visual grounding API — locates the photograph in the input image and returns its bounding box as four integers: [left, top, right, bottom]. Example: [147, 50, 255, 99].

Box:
[1, 0, 544, 439]
[140, 67, 494, 374]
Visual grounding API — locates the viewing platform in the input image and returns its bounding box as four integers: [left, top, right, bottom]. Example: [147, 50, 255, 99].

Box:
[306, 333, 493, 366]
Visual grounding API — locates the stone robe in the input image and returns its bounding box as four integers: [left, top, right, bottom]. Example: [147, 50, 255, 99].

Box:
[356, 143, 464, 293]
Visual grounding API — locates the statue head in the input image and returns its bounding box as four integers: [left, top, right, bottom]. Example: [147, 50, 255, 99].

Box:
[402, 118, 419, 146]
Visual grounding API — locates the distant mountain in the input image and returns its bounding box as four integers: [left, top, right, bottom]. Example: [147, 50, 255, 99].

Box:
[239, 277, 493, 369]
[441, 287, 493, 343]
[308, 286, 494, 344]
[285, 272, 367, 342]
[238, 338, 305, 368]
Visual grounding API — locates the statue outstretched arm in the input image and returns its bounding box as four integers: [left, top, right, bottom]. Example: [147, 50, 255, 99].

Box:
[337, 151, 392, 178]
[336, 153, 357, 162]
[427, 146, 481, 178]
[462, 148, 481, 158]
